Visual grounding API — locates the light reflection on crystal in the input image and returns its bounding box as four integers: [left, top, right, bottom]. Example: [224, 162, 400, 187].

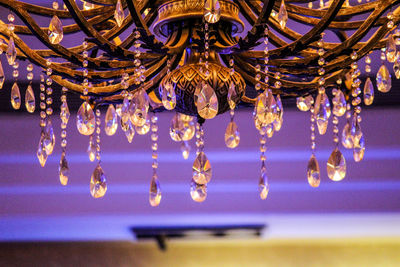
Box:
[192, 151, 212, 185]
[190, 180, 207, 202]
[277, 0, 288, 29]
[125, 120, 135, 143]
[87, 135, 96, 162]
[25, 84, 35, 113]
[296, 95, 313, 112]
[376, 64, 391, 93]
[181, 141, 191, 160]
[161, 82, 176, 110]
[0, 60, 5, 89]
[48, 15, 63, 44]
[259, 166, 269, 200]
[332, 90, 346, 117]
[76, 102, 95, 135]
[273, 95, 283, 131]
[225, 121, 240, 148]
[114, 0, 125, 27]
[37, 130, 48, 167]
[204, 0, 221, 23]
[196, 83, 218, 119]
[105, 104, 118, 136]
[327, 148, 346, 182]
[255, 90, 277, 128]
[59, 152, 69, 186]
[135, 118, 150, 135]
[227, 82, 237, 110]
[131, 89, 149, 127]
[307, 155, 320, 188]
[60, 101, 70, 124]
[10, 82, 21, 110]
[314, 93, 331, 135]
[43, 119, 55, 155]
[6, 37, 17, 66]
[149, 174, 161, 207]
[363, 77, 374, 105]
[90, 164, 107, 198]
[342, 118, 353, 149]
[386, 34, 397, 63]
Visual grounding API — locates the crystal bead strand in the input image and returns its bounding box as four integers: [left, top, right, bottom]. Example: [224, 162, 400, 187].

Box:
[307, 105, 320, 187]
[82, 40, 89, 96]
[8, 12, 22, 111]
[387, 12, 394, 29]
[264, 26, 270, 86]
[25, 63, 35, 113]
[59, 87, 69, 186]
[44, 61, 55, 156]
[191, 122, 208, 202]
[258, 127, 269, 200]
[363, 52, 374, 105]
[149, 114, 162, 207]
[36, 74, 48, 167]
[204, 22, 210, 78]
[90, 108, 107, 198]
[225, 57, 240, 149]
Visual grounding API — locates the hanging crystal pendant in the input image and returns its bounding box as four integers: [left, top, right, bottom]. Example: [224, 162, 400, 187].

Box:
[314, 93, 331, 135]
[161, 82, 176, 110]
[273, 95, 283, 131]
[6, 37, 17, 66]
[104, 104, 118, 136]
[192, 151, 212, 185]
[190, 180, 207, 202]
[43, 119, 55, 155]
[181, 141, 191, 160]
[90, 164, 107, 198]
[114, 0, 125, 27]
[225, 121, 240, 148]
[386, 34, 397, 63]
[76, 102, 95, 135]
[393, 53, 400, 79]
[255, 90, 277, 127]
[363, 77, 374, 105]
[87, 135, 96, 162]
[0, 60, 4, 89]
[376, 64, 392, 93]
[332, 90, 346, 117]
[59, 152, 69, 186]
[48, 15, 63, 44]
[259, 163, 269, 200]
[353, 131, 365, 162]
[341, 118, 353, 149]
[10, 82, 21, 110]
[25, 84, 35, 113]
[227, 82, 237, 110]
[196, 83, 218, 119]
[327, 148, 346, 181]
[277, 0, 288, 29]
[296, 95, 313, 112]
[149, 173, 162, 207]
[170, 113, 184, 142]
[121, 96, 130, 124]
[204, 0, 221, 23]
[135, 118, 150, 135]
[125, 120, 135, 143]
[307, 155, 320, 188]
[37, 130, 48, 167]
[60, 101, 70, 124]
[131, 89, 149, 127]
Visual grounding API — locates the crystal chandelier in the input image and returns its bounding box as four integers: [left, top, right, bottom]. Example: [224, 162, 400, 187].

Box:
[0, 0, 398, 206]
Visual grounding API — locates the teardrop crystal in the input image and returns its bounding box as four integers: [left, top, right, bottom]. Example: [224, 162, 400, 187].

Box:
[342, 118, 353, 149]
[327, 148, 346, 182]
[114, 0, 125, 27]
[149, 174, 162, 207]
[225, 121, 240, 149]
[10, 82, 21, 110]
[130, 89, 149, 127]
[76, 102, 95, 136]
[161, 82, 176, 110]
[273, 95, 283, 131]
[37, 130, 48, 167]
[59, 152, 69, 186]
[314, 92, 331, 135]
[227, 82, 237, 110]
[259, 165, 269, 200]
[393, 53, 400, 79]
[277, 0, 288, 29]
[90, 164, 107, 198]
[6, 37, 16, 66]
[125, 120, 135, 143]
[48, 15, 63, 44]
[363, 77, 374, 105]
[181, 141, 191, 160]
[190, 180, 207, 202]
[307, 155, 320, 188]
[332, 89, 346, 117]
[60, 101, 70, 124]
[0, 60, 5, 89]
[43, 119, 55, 155]
[192, 151, 212, 185]
[204, 0, 221, 23]
[196, 83, 218, 119]
[121, 97, 130, 124]
[353, 132, 365, 162]
[87, 135, 96, 162]
[135, 118, 150, 135]
[255, 90, 277, 128]
[296, 95, 313, 112]
[105, 104, 118, 136]
[170, 113, 184, 142]
[25, 84, 35, 113]
[376, 64, 392, 93]
[386, 34, 397, 63]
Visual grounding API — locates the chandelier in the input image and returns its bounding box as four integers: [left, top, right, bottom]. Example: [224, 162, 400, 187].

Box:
[0, 0, 398, 206]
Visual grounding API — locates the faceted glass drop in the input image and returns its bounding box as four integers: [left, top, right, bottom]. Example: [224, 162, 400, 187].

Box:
[105, 104, 118, 136]
[227, 82, 237, 110]
[327, 148, 346, 182]
[376, 64, 392, 93]
[353, 132, 365, 162]
[393, 54, 400, 79]
[204, 0, 221, 24]
[192, 151, 212, 185]
[307, 155, 320, 188]
[37, 131, 48, 167]
[10, 82, 21, 110]
[149, 174, 162, 207]
[277, 0, 288, 29]
[43, 119, 55, 155]
[273, 95, 283, 132]
[259, 166, 269, 200]
[161, 82, 176, 110]
[341, 119, 353, 149]
[135, 118, 150, 135]
[196, 83, 218, 119]
[386, 34, 397, 63]
[114, 0, 125, 27]
[181, 141, 191, 160]
[121, 97, 130, 124]
[90, 164, 107, 199]
[25, 84, 35, 113]
[48, 15, 63, 44]
[225, 121, 240, 149]
[0, 60, 5, 89]
[296, 95, 313, 112]
[60, 101, 70, 125]
[87, 135, 96, 162]
[190, 180, 207, 202]
[76, 102, 95, 136]
[255, 90, 277, 128]
[59, 152, 69, 186]
[332, 89, 346, 117]
[6, 37, 16, 66]
[125, 120, 135, 143]
[131, 89, 149, 127]
[170, 113, 184, 142]
[314, 93, 331, 135]
[363, 77, 374, 105]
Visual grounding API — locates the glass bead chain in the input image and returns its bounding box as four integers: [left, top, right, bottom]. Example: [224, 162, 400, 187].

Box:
[204, 22, 210, 78]
[95, 108, 101, 162]
[82, 40, 89, 95]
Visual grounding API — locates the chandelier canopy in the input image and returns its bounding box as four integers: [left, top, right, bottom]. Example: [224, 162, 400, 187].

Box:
[0, 0, 399, 206]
